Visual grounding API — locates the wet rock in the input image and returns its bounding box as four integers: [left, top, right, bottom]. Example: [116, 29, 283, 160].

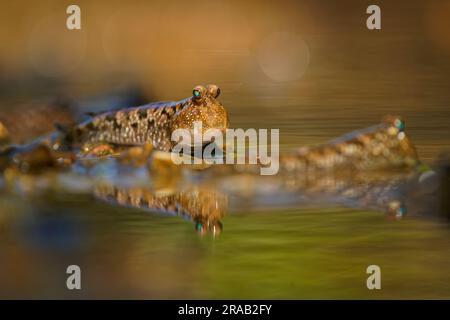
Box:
[0, 142, 73, 174]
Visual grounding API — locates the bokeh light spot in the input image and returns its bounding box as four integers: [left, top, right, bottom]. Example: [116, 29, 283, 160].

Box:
[256, 31, 310, 82]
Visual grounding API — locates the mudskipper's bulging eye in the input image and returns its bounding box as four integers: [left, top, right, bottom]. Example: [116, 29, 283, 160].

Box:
[394, 119, 405, 131]
[206, 84, 221, 98]
[193, 89, 202, 99]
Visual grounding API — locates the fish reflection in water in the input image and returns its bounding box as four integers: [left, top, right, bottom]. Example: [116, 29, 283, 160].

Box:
[0, 145, 447, 236]
[0, 106, 447, 234]
[93, 184, 227, 236]
[217, 170, 424, 220]
[86, 160, 447, 235]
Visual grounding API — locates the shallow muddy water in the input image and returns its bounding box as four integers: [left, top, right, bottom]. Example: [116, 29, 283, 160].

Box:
[0, 95, 448, 298]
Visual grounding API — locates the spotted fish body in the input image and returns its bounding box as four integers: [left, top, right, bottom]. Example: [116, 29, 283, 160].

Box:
[67, 84, 228, 152]
[279, 116, 419, 172]
[73, 100, 187, 152]
[222, 115, 420, 177]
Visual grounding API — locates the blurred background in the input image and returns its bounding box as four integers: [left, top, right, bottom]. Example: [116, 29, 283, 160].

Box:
[0, 0, 450, 299]
[0, 0, 449, 159]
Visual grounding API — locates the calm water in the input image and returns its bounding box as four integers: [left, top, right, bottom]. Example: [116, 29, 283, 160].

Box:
[1, 1, 450, 299]
[0, 97, 449, 299]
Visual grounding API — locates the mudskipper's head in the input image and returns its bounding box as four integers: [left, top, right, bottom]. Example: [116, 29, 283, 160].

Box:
[380, 115, 420, 167]
[383, 115, 406, 134]
[171, 84, 229, 148]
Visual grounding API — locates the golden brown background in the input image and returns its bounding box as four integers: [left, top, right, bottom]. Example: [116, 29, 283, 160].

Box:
[1, 0, 450, 299]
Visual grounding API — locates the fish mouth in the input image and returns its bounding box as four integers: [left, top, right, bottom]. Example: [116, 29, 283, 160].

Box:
[174, 139, 223, 158]
[171, 128, 227, 158]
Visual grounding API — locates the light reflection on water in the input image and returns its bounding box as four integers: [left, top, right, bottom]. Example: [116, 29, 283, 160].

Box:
[0, 135, 449, 299]
[1, 87, 450, 298]
[2, 192, 450, 299]
[1, 74, 450, 298]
